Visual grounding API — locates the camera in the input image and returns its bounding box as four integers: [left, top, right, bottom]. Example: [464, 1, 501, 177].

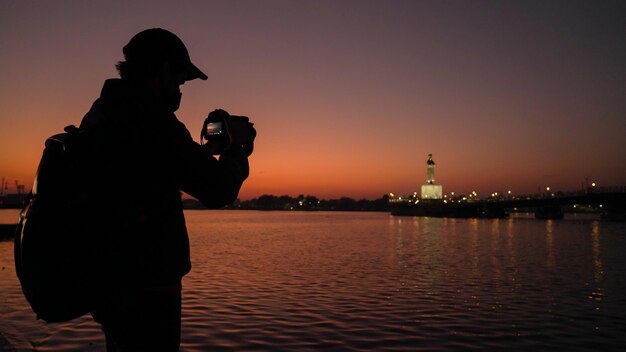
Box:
[201, 109, 255, 155]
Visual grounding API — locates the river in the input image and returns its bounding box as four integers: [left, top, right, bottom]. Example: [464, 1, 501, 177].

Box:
[1, 209, 625, 351]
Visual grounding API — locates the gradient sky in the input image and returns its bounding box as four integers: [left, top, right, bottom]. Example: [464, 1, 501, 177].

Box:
[1, 0, 625, 200]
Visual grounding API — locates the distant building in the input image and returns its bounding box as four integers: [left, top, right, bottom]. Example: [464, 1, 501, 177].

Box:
[421, 154, 442, 199]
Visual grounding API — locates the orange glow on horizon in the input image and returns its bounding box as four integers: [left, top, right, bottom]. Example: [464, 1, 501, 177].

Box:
[1, 2, 625, 201]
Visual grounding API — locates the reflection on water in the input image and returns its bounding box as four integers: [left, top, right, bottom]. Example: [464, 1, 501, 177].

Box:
[591, 221, 604, 284]
[546, 220, 555, 271]
[0, 209, 20, 224]
[0, 210, 625, 351]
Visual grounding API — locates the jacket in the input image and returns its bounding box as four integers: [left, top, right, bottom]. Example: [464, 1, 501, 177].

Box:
[79, 79, 249, 285]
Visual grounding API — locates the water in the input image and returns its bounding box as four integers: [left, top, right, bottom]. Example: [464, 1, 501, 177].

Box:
[1, 209, 625, 351]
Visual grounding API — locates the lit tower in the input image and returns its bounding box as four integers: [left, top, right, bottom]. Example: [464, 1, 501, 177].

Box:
[421, 154, 443, 199]
[426, 154, 435, 184]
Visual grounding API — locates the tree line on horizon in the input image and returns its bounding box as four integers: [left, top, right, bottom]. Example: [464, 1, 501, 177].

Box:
[183, 194, 390, 211]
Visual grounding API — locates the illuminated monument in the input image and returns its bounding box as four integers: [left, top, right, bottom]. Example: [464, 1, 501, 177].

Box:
[421, 154, 443, 199]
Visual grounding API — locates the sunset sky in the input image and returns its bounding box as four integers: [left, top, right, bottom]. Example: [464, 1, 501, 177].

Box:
[1, 0, 625, 200]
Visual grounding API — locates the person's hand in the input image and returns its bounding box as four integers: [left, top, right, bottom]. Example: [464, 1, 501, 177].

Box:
[243, 123, 256, 156]
[202, 109, 255, 156]
[202, 139, 223, 155]
[223, 115, 256, 157]
[208, 109, 230, 121]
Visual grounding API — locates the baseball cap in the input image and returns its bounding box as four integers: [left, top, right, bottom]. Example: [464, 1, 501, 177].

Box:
[123, 28, 208, 81]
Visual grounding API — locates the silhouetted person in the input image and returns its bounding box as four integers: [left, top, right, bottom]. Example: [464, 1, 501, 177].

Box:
[80, 28, 254, 351]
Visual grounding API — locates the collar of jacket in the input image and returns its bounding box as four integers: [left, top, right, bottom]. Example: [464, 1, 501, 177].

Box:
[99, 79, 174, 121]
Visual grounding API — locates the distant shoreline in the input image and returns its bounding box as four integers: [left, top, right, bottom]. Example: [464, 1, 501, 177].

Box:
[185, 194, 391, 212]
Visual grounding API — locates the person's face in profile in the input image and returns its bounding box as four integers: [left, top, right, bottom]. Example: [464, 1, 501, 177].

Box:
[155, 61, 188, 112]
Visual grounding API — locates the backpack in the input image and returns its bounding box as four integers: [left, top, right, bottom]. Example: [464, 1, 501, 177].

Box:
[14, 125, 104, 323]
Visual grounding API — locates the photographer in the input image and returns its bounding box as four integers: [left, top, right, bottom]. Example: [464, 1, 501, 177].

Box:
[79, 28, 255, 351]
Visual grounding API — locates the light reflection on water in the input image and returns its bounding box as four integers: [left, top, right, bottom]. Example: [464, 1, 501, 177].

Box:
[0, 210, 625, 351]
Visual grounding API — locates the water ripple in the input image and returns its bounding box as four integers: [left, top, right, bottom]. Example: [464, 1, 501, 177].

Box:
[1, 211, 625, 350]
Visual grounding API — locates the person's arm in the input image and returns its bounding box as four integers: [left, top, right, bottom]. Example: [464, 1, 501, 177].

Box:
[172, 117, 249, 208]
[180, 141, 249, 208]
